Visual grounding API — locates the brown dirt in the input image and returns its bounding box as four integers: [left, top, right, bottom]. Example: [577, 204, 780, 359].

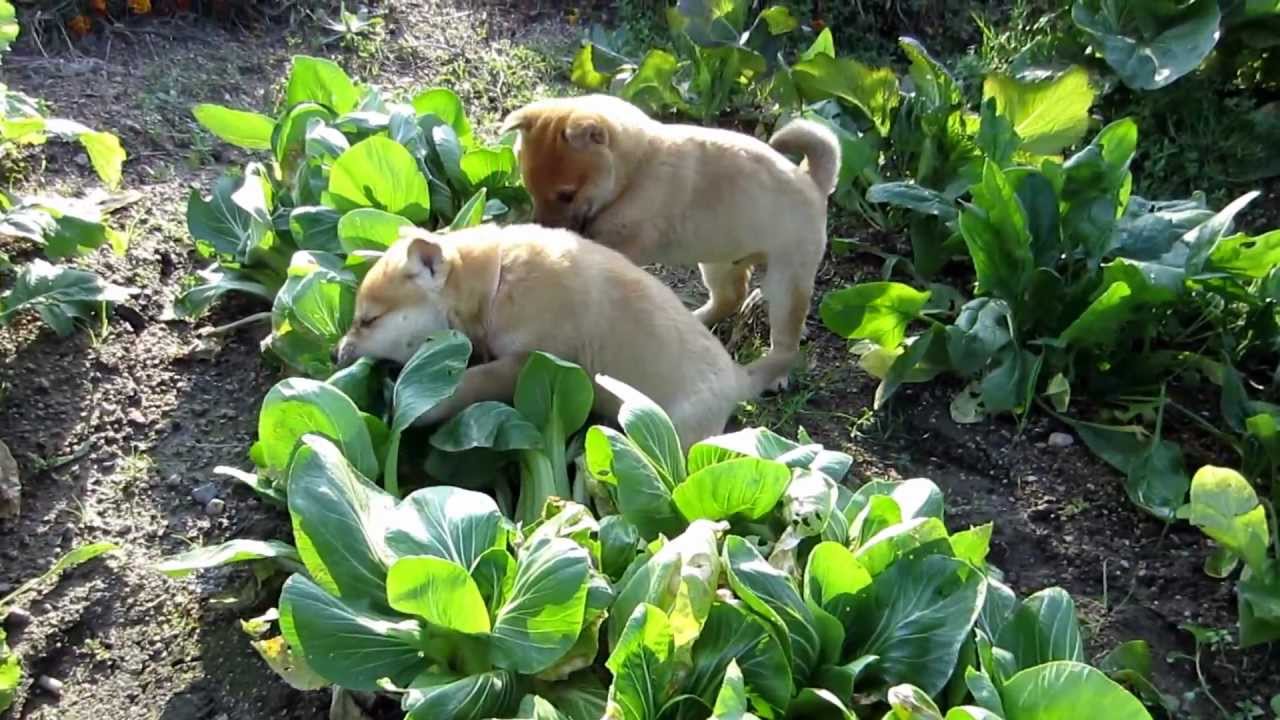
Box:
[0, 2, 1277, 719]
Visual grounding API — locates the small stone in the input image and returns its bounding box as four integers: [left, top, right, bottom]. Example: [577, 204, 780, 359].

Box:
[204, 498, 226, 517]
[190, 483, 218, 505]
[1047, 432, 1075, 448]
[4, 607, 32, 628]
[166, 474, 183, 488]
[128, 409, 147, 425]
[0, 439, 19, 520]
[37, 675, 64, 697]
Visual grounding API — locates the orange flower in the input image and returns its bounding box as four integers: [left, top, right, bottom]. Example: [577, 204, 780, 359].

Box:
[174, 0, 190, 10]
[89, 0, 108, 15]
[127, 0, 151, 13]
[68, 14, 93, 36]
[810, 18, 826, 32]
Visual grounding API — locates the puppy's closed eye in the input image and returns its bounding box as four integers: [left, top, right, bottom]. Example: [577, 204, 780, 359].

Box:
[358, 314, 381, 329]
[555, 189, 576, 204]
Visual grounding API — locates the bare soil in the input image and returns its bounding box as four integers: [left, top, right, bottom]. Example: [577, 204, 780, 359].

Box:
[1, 2, 1277, 719]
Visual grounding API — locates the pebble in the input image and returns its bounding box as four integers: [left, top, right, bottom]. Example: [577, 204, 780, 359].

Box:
[204, 498, 226, 517]
[190, 483, 218, 505]
[37, 675, 64, 697]
[4, 607, 32, 628]
[1047, 432, 1075, 448]
[127, 409, 147, 425]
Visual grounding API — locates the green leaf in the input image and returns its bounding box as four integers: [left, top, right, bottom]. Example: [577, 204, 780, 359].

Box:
[0, 0, 18, 53]
[449, 188, 488, 231]
[1057, 281, 1136, 348]
[460, 147, 518, 191]
[804, 541, 872, 611]
[600, 515, 644, 581]
[285, 56, 361, 114]
[844, 555, 986, 695]
[287, 206, 341, 254]
[0, 260, 133, 336]
[386, 486, 508, 571]
[570, 44, 614, 91]
[491, 538, 591, 674]
[608, 520, 721, 655]
[1072, 0, 1222, 91]
[945, 298, 1012, 375]
[76, 130, 126, 189]
[1208, 229, 1280, 278]
[597, 374, 687, 484]
[391, 331, 472, 433]
[586, 426, 683, 539]
[672, 457, 791, 522]
[515, 353, 595, 441]
[0, 627, 17, 713]
[1001, 660, 1152, 719]
[274, 102, 332, 171]
[686, 601, 791, 716]
[430, 402, 543, 453]
[412, 87, 473, 146]
[605, 604, 674, 720]
[270, 259, 356, 378]
[337, 207, 412, 253]
[688, 427, 851, 481]
[0, 541, 118, 610]
[278, 574, 423, 692]
[403, 671, 518, 720]
[386, 555, 491, 634]
[723, 535, 821, 682]
[791, 54, 899, 134]
[287, 435, 395, 606]
[327, 136, 431, 222]
[193, 103, 276, 150]
[1176, 465, 1271, 573]
[820, 282, 930, 348]
[866, 182, 959, 220]
[960, 161, 1033, 306]
[982, 66, 1095, 156]
[618, 49, 685, 114]
[950, 523, 994, 568]
[886, 684, 944, 718]
[997, 588, 1085, 672]
[710, 659, 756, 719]
[156, 539, 300, 578]
[257, 377, 378, 481]
[186, 172, 273, 263]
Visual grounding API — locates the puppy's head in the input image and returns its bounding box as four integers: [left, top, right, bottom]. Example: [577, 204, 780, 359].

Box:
[501, 96, 627, 231]
[335, 228, 454, 367]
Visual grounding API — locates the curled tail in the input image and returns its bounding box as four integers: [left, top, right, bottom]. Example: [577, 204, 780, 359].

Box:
[769, 119, 841, 197]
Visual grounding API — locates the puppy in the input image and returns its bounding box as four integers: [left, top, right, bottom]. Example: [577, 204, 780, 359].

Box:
[501, 94, 840, 390]
[334, 224, 771, 447]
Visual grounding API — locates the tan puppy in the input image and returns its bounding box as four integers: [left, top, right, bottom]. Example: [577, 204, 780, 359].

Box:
[501, 94, 840, 390]
[334, 224, 769, 446]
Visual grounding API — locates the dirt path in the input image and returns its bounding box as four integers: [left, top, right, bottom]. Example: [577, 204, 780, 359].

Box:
[0, 2, 1277, 719]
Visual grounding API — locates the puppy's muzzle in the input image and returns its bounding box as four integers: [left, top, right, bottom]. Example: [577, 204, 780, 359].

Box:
[333, 337, 355, 368]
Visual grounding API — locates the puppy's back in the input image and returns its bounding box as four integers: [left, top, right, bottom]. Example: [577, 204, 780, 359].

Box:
[491, 225, 749, 439]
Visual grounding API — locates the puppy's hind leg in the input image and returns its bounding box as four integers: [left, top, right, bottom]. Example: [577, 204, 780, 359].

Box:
[692, 261, 751, 327]
[748, 263, 813, 393]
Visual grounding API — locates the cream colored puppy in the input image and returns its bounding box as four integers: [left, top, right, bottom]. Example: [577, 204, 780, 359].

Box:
[501, 94, 841, 390]
[334, 224, 768, 446]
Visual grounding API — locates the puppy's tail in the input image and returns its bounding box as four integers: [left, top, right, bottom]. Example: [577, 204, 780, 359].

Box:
[769, 119, 841, 197]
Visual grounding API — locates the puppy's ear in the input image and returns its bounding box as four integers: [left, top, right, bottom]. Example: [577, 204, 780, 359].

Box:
[565, 116, 608, 149]
[403, 231, 447, 280]
[500, 107, 534, 135]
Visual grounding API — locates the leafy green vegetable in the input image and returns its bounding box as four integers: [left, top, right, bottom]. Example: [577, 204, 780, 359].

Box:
[0, 259, 134, 335]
